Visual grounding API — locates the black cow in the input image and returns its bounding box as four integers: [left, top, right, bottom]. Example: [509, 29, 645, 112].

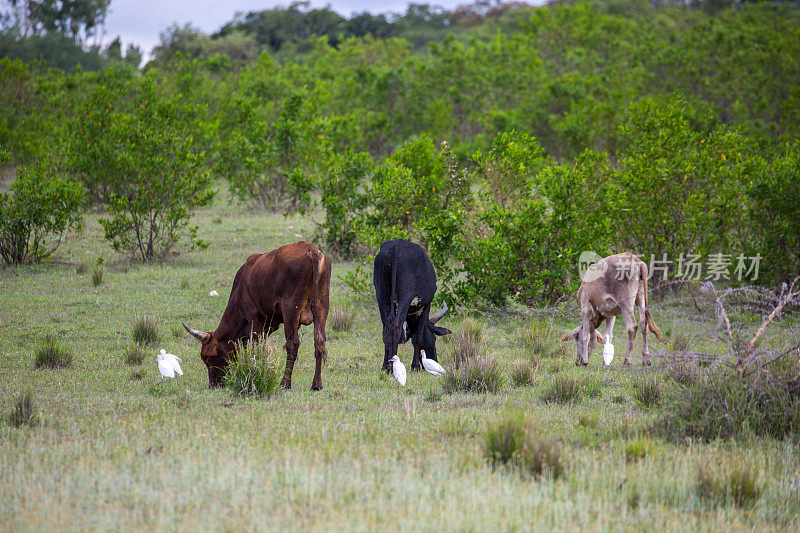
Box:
[373, 239, 451, 372]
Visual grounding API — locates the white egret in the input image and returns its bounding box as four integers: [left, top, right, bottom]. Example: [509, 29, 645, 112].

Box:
[389, 355, 406, 387]
[157, 348, 183, 384]
[420, 349, 446, 377]
[209, 290, 219, 297]
[602, 334, 614, 366]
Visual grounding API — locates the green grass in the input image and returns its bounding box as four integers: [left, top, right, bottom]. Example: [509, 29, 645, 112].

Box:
[1, 199, 799, 529]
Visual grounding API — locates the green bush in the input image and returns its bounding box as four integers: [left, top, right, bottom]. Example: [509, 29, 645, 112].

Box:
[34, 334, 73, 369]
[69, 70, 214, 261]
[0, 162, 84, 265]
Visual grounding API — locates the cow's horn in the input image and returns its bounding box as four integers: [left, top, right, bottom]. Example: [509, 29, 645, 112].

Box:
[182, 322, 210, 343]
[430, 301, 448, 324]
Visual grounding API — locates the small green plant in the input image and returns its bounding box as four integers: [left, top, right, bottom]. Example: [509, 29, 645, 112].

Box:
[625, 437, 659, 463]
[424, 389, 443, 403]
[34, 334, 72, 368]
[225, 336, 283, 398]
[330, 305, 356, 332]
[75, 262, 88, 274]
[510, 359, 537, 387]
[132, 315, 160, 346]
[7, 390, 40, 428]
[484, 414, 564, 479]
[632, 375, 662, 408]
[542, 374, 580, 404]
[339, 264, 371, 296]
[91, 266, 104, 286]
[124, 343, 146, 366]
[577, 413, 598, 429]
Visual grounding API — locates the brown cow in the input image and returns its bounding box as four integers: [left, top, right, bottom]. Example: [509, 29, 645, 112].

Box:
[562, 252, 662, 366]
[183, 241, 331, 390]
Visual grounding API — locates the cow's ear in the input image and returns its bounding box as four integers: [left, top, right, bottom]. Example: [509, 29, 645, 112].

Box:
[431, 325, 451, 336]
[562, 327, 580, 342]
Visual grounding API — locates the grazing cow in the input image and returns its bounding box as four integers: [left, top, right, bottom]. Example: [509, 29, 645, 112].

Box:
[562, 252, 662, 366]
[183, 241, 331, 390]
[373, 239, 451, 372]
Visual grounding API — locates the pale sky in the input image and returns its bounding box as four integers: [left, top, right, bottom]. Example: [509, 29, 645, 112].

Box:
[103, 1, 474, 55]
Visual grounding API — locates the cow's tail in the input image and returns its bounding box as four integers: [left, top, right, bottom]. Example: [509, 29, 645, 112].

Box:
[639, 261, 663, 340]
[311, 246, 327, 362]
[390, 246, 400, 356]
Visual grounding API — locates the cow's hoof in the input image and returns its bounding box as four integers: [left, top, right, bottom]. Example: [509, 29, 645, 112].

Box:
[411, 365, 421, 372]
[281, 381, 291, 390]
[311, 383, 323, 391]
[642, 360, 652, 367]
[623, 360, 632, 366]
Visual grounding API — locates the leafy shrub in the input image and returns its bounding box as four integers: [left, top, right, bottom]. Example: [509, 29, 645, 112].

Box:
[69, 71, 214, 261]
[631, 375, 662, 408]
[34, 334, 72, 369]
[0, 162, 84, 264]
[542, 374, 580, 404]
[696, 460, 762, 508]
[124, 343, 146, 366]
[131, 315, 160, 346]
[330, 305, 356, 332]
[484, 414, 564, 479]
[510, 359, 537, 387]
[226, 336, 283, 398]
[7, 390, 39, 428]
[658, 362, 800, 441]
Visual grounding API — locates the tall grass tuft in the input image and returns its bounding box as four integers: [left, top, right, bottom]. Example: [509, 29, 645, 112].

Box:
[91, 266, 104, 286]
[510, 359, 537, 387]
[225, 336, 283, 398]
[542, 374, 580, 404]
[632, 374, 662, 408]
[123, 343, 146, 366]
[696, 460, 762, 508]
[484, 414, 564, 479]
[132, 314, 160, 346]
[330, 305, 356, 332]
[34, 334, 72, 368]
[442, 317, 504, 393]
[7, 390, 39, 427]
[516, 318, 567, 361]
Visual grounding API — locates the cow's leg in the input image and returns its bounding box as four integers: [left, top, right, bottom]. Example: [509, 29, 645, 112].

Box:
[604, 315, 616, 343]
[577, 311, 595, 365]
[620, 307, 637, 366]
[636, 293, 650, 366]
[411, 344, 422, 372]
[311, 278, 330, 391]
[280, 306, 302, 390]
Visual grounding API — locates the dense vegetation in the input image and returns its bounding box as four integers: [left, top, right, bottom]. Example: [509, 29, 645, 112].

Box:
[1, 0, 799, 304]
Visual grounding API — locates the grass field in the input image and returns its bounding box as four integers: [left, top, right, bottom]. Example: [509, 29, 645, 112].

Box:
[1, 198, 799, 531]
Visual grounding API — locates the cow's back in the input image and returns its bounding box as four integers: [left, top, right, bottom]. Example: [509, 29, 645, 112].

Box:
[579, 252, 645, 311]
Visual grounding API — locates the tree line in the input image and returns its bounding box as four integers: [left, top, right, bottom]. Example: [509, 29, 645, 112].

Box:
[1, 0, 798, 306]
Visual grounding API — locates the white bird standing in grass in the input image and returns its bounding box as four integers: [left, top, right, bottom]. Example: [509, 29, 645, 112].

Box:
[389, 355, 406, 387]
[602, 334, 614, 366]
[157, 349, 183, 384]
[420, 349, 446, 377]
